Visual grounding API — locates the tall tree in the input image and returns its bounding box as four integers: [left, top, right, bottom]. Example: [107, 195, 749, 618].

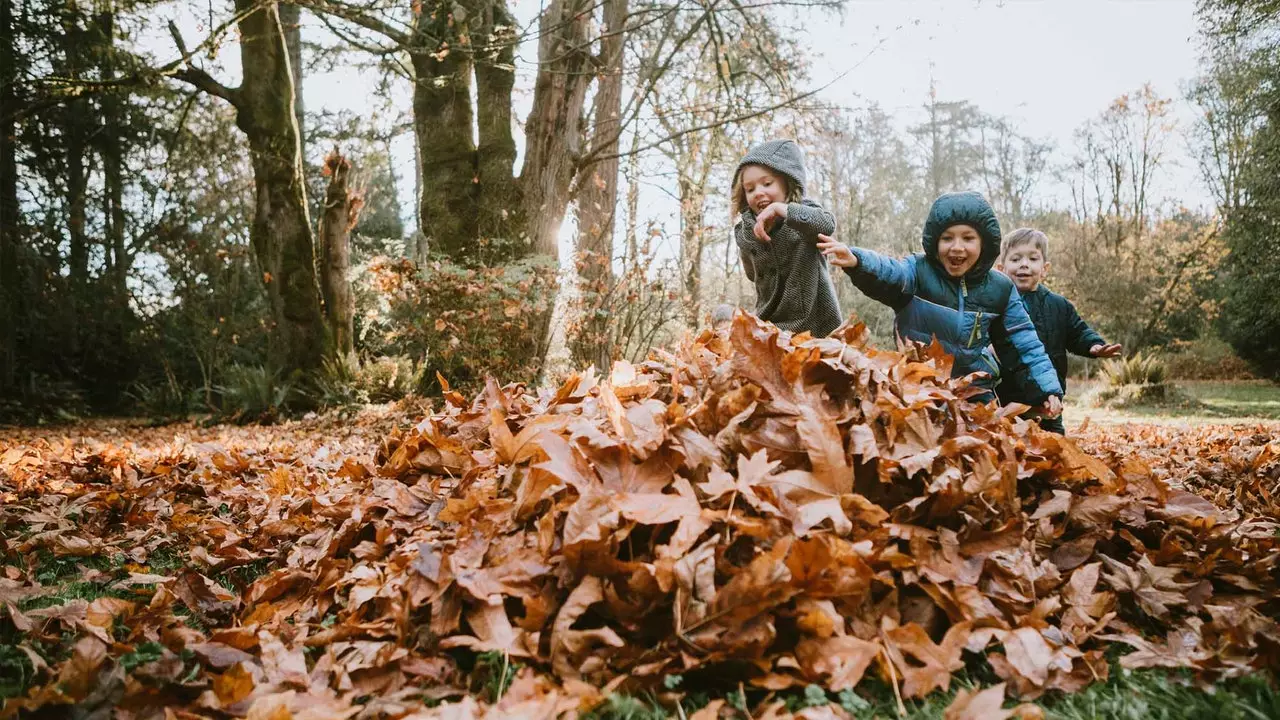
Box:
[572, 0, 628, 369]
[1199, 0, 1280, 377]
[0, 0, 18, 388]
[911, 85, 982, 199]
[978, 117, 1051, 225]
[170, 0, 327, 375]
[1189, 41, 1264, 217]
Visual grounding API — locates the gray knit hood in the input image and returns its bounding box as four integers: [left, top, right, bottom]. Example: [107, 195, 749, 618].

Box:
[735, 139, 807, 195]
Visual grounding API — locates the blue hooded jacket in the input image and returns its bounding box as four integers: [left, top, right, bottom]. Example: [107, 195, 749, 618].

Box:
[842, 192, 1063, 403]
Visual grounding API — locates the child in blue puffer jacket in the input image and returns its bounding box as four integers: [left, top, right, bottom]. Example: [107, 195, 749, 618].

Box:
[818, 191, 1063, 416]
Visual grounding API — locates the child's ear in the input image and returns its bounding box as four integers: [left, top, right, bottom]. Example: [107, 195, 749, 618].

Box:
[996, 262, 1005, 272]
[1043, 261, 1052, 277]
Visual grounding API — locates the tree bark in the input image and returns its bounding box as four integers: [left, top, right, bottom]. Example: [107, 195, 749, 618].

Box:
[97, 8, 129, 301]
[233, 0, 326, 374]
[319, 150, 358, 355]
[410, 0, 478, 262]
[0, 0, 18, 387]
[278, 3, 305, 159]
[62, 9, 90, 290]
[570, 0, 627, 369]
[678, 175, 705, 329]
[473, 0, 520, 249]
[517, 0, 594, 258]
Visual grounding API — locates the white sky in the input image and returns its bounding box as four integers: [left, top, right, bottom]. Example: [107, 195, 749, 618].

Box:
[158, 0, 1212, 255]
[801, 0, 1207, 209]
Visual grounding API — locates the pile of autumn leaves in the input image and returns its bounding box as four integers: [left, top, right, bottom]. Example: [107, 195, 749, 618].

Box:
[2, 313, 1279, 719]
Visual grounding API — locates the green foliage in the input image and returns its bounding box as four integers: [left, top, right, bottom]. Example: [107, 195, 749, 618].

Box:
[1219, 200, 1280, 379]
[1099, 352, 1168, 388]
[0, 372, 86, 425]
[363, 257, 557, 393]
[1084, 352, 1181, 408]
[1200, 1, 1280, 380]
[1163, 337, 1254, 380]
[216, 365, 301, 422]
[315, 351, 424, 407]
[0, 645, 34, 699]
[472, 651, 520, 702]
[583, 695, 668, 720]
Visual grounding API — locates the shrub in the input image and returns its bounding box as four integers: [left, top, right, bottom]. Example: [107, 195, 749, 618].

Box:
[315, 351, 424, 407]
[1082, 351, 1196, 409]
[126, 379, 203, 420]
[0, 373, 86, 425]
[216, 365, 301, 422]
[362, 256, 557, 394]
[1163, 337, 1255, 380]
[1098, 351, 1167, 387]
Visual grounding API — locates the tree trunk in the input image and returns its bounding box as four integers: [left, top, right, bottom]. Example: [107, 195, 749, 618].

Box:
[319, 150, 358, 355]
[473, 0, 520, 249]
[234, 0, 326, 374]
[570, 0, 626, 369]
[97, 9, 128, 301]
[279, 3, 305, 159]
[0, 0, 18, 387]
[679, 174, 706, 329]
[62, 9, 90, 290]
[517, 0, 594, 258]
[410, 0, 478, 262]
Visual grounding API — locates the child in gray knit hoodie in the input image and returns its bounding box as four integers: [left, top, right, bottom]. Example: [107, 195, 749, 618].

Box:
[733, 139, 843, 338]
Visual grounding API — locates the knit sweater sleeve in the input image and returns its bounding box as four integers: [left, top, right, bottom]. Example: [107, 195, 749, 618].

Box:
[842, 248, 916, 310]
[734, 215, 758, 281]
[785, 200, 836, 236]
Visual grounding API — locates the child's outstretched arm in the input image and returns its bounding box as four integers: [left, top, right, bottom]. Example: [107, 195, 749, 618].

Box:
[818, 234, 915, 309]
[753, 200, 836, 242]
[992, 292, 1063, 405]
[1063, 300, 1121, 358]
[785, 199, 836, 236]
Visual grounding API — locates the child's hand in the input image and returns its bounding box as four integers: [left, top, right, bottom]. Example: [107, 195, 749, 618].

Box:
[1042, 395, 1063, 418]
[817, 234, 858, 268]
[752, 202, 788, 242]
[1090, 343, 1122, 358]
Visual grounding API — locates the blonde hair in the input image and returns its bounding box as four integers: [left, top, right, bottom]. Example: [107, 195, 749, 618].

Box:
[1001, 227, 1050, 262]
[731, 164, 804, 219]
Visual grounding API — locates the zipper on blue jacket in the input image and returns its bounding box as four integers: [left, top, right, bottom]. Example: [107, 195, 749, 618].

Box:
[958, 278, 967, 341]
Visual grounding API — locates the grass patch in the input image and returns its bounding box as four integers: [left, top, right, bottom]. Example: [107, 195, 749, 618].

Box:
[579, 662, 1280, 720]
[1179, 381, 1280, 420]
[0, 645, 35, 700]
[1067, 379, 1280, 425]
[213, 558, 273, 592]
[1045, 667, 1280, 720]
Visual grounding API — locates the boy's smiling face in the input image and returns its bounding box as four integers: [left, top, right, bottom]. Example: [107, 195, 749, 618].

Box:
[936, 224, 983, 278]
[740, 165, 788, 214]
[1000, 243, 1050, 292]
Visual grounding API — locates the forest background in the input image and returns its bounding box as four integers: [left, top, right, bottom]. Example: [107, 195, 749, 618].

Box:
[2, 0, 1277, 423]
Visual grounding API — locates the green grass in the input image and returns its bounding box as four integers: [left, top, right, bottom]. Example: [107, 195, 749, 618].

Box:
[1066, 379, 1280, 426]
[580, 663, 1280, 720]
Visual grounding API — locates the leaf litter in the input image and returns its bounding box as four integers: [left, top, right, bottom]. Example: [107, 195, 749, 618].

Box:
[0, 313, 1277, 719]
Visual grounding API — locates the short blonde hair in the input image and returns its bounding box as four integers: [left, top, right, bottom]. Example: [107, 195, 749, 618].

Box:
[730, 164, 804, 219]
[1001, 228, 1050, 262]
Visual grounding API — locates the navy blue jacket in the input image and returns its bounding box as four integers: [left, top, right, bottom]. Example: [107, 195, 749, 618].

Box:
[843, 192, 1063, 403]
[996, 285, 1105, 403]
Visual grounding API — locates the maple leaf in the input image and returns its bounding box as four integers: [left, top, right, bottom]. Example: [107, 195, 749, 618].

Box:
[882, 621, 972, 698]
[796, 635, 881, 690]
[944, 683, 1013, 720]
[1100, 555, 1196, 619]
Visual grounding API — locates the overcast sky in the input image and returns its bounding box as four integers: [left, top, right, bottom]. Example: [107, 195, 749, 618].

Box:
[802, 0, 1207, 208]
[258, 0, 1210, 251]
